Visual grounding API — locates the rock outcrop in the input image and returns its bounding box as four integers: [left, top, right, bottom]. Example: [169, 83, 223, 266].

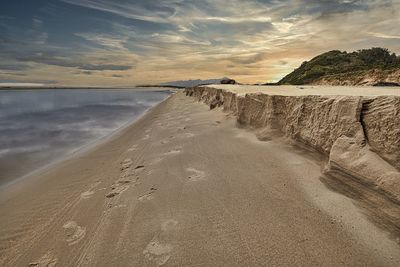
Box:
[185, 86, 400, 202]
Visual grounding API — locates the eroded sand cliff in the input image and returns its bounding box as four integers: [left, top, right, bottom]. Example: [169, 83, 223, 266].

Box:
[185, 86, 400, 202]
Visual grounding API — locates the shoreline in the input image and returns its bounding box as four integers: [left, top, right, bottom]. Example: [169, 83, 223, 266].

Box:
[0, 91, 173, 194]
[1, 91, 399, 266]
[0, 86, 178, 91]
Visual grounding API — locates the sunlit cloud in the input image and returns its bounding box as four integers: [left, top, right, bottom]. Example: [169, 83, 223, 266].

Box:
[367, 32, 400, 39]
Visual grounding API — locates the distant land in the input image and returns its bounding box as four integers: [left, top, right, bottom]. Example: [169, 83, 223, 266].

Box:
[278, 47, 400, 86]
[139, 77, 235, 88]
[0, 77, 238, 90]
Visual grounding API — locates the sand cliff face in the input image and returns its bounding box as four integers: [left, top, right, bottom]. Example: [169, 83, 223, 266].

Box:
[185, 86, 400, 202]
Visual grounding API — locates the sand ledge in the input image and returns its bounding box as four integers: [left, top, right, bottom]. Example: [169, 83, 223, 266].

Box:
[185, 85, 400, 203]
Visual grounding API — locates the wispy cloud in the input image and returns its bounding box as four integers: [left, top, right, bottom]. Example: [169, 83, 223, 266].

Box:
[75, 33, 129, 50]
[368, 32, 400, 39]
[16, 53, 133, 71]
[60, 0, 175, 23]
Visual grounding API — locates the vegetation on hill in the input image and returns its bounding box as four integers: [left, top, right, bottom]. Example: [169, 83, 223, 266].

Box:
[278, 48, 400, 85]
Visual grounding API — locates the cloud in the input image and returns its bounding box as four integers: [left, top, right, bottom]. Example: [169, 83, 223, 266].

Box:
[60, 0, 176, 23]
[16, 54, 133, 71]
[368, 32, 400, 39]
[75, 33, 129, 50]
[0, 63, 30, 71]
[1, 0, 400, 86]
[79, 64, 132, 71]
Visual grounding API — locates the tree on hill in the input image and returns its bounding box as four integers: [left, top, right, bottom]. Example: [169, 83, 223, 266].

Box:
[278, 47, 400, 85]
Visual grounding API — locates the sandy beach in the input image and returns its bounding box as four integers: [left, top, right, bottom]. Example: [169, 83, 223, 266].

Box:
[1, 91, 399, 266]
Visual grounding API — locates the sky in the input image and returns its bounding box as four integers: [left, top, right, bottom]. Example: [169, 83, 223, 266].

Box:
[1, 0, 400, 86]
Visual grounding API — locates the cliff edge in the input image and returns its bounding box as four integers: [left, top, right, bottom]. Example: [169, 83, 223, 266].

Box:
[184, 86, 400, 203]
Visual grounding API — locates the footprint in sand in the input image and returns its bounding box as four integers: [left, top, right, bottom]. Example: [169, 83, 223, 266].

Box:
[109, 163, 145, 198]
[107, 204, 128, 211]
[150, 157, 163, 166]
[161, 219, 178, 232]
[120, 158, 133, 171]
[177, 126, 188, 132]
[63, 221, 86, 246]
[163, 148, 182, 156]
[120, 168, 135, 179]
[138, 187, 157, 202]
[186, 168, 205, 182]
[120, 163, 142, 179]
[105, 183, 130, 198]
[128, 144, 138, 152]
[29, 251, 57, 267]
[182, 133, 195, 138]
[80, 181, 101, 199]
[143, 239, 173, 266]
[80, 190, 94, 199]
[134, 165, 145, 170]
[160, 139, 170, 145]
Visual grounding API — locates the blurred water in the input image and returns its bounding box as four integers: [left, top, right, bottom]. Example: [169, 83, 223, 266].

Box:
[0, 88, 170, 185]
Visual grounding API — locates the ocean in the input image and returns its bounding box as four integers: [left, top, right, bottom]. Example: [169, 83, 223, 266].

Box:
[0, 88, 171, 186]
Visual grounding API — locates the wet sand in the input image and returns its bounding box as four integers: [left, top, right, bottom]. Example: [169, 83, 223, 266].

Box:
[0, 92, 399, 266]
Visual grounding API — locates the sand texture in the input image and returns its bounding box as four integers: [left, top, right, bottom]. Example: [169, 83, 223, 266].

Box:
[0, 92, 399, 266]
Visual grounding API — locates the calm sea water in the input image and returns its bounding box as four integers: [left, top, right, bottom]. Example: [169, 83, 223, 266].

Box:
[0, 88, 171, 186]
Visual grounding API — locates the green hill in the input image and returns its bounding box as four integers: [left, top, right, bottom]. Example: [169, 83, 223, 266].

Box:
[278, 48, 400, 85]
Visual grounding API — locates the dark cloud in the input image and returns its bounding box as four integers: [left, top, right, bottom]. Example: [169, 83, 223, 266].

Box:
[229, 53, 266, 65]
[0, 63, 30, 71]
[79, 71, 93, 75]
[16, 54, 133, 71]
[79, 64, 132, 71]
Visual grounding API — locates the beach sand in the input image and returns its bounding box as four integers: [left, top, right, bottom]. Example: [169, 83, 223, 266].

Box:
[207, 84, 400, 96]
[0, 91, 399, 266]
